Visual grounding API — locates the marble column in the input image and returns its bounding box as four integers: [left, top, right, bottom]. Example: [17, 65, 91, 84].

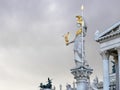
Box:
[100, 51, 110, 90]
[114, 55, 119, 90]
[76, 79, 88, 90]
[117, 47, 120, 90]
[71, 65, 93, 90]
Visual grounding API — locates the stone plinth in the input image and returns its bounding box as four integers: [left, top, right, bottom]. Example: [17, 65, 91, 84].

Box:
[40, 89, 51, 90]
[71, 65, 93, 90]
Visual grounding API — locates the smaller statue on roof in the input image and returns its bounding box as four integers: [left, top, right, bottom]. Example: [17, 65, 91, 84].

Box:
[40, 77, 52, 89]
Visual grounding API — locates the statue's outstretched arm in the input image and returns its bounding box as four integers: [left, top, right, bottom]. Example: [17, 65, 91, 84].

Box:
[66, 40, 74, 46]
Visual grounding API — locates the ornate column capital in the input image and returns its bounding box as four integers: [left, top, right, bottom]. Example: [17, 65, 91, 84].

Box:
[116, 47, 120, 54]
[110, 49, 118, 63]
[100, 51, 110, 60]
[114, 56, 118, 63]
[100, 51, 110, 90]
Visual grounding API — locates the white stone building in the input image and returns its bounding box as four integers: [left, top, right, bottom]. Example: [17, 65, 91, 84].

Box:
[95, 21, 120, 90]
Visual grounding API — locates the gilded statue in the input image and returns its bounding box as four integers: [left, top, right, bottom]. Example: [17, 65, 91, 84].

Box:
[64, 16, 87, 66]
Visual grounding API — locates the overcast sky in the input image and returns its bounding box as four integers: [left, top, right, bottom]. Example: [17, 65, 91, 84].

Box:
[0, 0, 120, 90]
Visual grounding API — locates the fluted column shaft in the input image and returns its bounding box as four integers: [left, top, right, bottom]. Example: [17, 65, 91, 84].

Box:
[117, 48, 120, 90]
[101, 51, 110, 90]
[113, 55, 119, 90]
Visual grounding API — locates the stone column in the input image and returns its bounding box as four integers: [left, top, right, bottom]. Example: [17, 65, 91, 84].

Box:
[114, 55, 119, 90]
[76, 79, 88, 90]
[100, 51, 110, 90]
[71, 65, 93, 90]
[117, 47, 120, 90]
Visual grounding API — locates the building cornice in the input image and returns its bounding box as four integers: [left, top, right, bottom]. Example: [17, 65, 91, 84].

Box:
[96, 30, 120, 42]
[95, 21, 120, 43]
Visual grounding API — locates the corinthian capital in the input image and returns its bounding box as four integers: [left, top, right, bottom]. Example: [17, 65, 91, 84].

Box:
[116, 47, 120, 54]
[100, 51, 110, 60]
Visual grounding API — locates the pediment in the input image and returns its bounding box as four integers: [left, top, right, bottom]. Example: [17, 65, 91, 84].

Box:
[95, 21, 120, 42]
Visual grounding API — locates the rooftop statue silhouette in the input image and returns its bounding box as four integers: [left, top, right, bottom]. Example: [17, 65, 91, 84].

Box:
[40, 78, 52, 89]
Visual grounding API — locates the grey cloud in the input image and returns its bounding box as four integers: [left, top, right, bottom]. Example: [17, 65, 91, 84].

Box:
[0, 0, 120, 90]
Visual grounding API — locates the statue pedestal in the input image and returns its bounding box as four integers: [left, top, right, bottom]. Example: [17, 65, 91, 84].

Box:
[71, 65, 93, 90]
[44, 89, 51, 90]
[40, 89, 51, 90]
